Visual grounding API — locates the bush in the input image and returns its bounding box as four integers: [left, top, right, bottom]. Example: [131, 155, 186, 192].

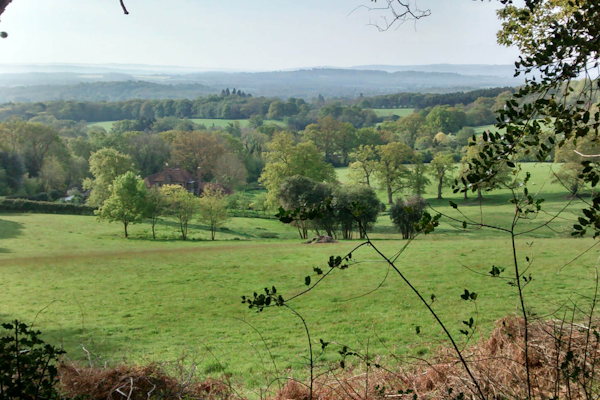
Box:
[0, 198, 95, 215]
[0, 320, 65, 400]
[389, 196, 426, 239]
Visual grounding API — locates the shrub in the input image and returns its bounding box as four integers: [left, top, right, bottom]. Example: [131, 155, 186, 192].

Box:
[0, 198, 95, 215]
[389, 196, 426, 239]
[0, 320, 65, 400]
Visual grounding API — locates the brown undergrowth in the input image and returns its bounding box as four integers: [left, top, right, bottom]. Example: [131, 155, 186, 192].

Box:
[58, 363, 234, 400]
[271, 317, 600, 400]
[56, 317, 599, 399]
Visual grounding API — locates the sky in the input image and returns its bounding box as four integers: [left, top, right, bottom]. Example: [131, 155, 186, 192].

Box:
[0, 0, 521, 71]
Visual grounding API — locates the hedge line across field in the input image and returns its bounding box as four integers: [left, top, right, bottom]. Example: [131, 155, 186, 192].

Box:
[0, 199, 95, 215]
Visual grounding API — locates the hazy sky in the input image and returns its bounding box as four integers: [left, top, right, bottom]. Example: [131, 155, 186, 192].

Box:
[0, 0, 520, 70]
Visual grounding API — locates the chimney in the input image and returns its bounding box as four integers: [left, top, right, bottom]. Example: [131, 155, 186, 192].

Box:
[165, 163, 171, 184]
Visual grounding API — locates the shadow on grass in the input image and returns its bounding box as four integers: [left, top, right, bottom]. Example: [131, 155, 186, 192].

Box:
[121, 219, 259, 242]
[0, 218, 24, 253]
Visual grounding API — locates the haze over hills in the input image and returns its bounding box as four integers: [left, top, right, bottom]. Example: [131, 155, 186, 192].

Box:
[0, 63, 522, 102]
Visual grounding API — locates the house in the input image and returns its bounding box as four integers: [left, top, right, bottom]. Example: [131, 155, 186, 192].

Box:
[144, 166, 232, 196]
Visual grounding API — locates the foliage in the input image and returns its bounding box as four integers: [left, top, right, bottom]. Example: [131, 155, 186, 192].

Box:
[0, 198, 94, 215]
[259, 132, 337, 207]
[170, 130, 225, 181]
[374, 142, 414, 204]
[429, 153, 457, 199]
[389, 196, 427, 239]
[95, 172, 148, 238]
[84, 148, 135, 208]
[0, 320, 65, 400]
[348, 145, 378, 187]
[161, 184, 199, 240]
[145, 187, 167, 240]
[197, 184, 230, 240]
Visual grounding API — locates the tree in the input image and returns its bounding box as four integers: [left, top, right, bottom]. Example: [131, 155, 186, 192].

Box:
[170, 131, 225, 181]
[456, 126, 476, 146]
[389, 196, 426, 239]
[408, 155, 430, 196]
[96, 172, 147, 238]
[463, 136, 511, 199]
[348, 145, 378, 186]
[40, 156, 67, 193]
[16, 122, 60, 177]
[277, 175, 333, 239]
[425, 106, 467, 134]
[259, 132, 337, 206]
[394, 112, 427, 147]
[214, 153, 248, 189]
[375, 142, 414, 204]
[145, 187, 166, 240]
[0, 151, 24, 195]
[553, 136, 600, 194]
[161, 184, 199, 240]
[84, 148, 136, 208]
[197, 184, 230, 240]
[335, 185, 382, 239]
[429, 153, 457, 199]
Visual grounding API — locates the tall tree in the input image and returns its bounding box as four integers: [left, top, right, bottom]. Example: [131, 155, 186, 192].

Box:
[161, 184, 199, 240]
[84, 148, 136, 207]
[96, 171, 147, 238]
[429, 153, 457, 199]
[197, 184, 230, 241]
[145, 187, 166, 240]
[170, 131, 225, 181]
[375, 142, 414, 204]
[348, 145, 378, 187]
[259, 132, 337, 206]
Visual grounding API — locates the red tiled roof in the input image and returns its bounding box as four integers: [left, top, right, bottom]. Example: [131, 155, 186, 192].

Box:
[144, 168, 196, 187]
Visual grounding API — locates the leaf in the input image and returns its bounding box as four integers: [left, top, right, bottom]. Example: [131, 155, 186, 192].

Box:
[415, 326, 421, 335]
[449, 201, 458, 209]
[507, 161, 515, 168]
[305, 276, 311, 286]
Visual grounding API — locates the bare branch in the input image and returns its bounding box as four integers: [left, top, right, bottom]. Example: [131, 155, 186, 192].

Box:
[0, 0, 13, 20]
[120, 0, 129, 15]
[351, 0, 431, 32]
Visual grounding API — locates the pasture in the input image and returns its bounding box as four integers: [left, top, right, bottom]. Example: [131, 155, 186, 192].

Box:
[88, 118, 285, 132]
[372, 108, 414, 118]
[0, 163, 596, 387]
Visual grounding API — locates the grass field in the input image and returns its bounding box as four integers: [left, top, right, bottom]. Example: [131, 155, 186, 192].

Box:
[1, 163, 596, 388]
[372, 108, 414, 118]
[88, 118, 285, 132]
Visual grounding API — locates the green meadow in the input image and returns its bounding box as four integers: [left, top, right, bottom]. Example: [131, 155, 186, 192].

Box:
[372, 108, 415, 118]
[88, 118, 285, 132]
[0, 163, 596, 387]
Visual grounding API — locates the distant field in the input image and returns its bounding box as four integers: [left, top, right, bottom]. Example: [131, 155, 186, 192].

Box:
[88, 118, 285, 132]
[472, 124, 506, 136]
[0, 162, 593, 388]
[372, 108, 414, 118]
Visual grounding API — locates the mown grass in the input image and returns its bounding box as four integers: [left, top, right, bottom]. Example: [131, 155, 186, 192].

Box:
[372, 108, 414, 118]
[0, 163, 595, 388]
[88, 118, 285, 132]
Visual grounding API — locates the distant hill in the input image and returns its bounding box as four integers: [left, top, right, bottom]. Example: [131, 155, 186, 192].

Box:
[348, 64, 517, 77]
[0, 81, 215, 102]
[0, 66, 523, 102]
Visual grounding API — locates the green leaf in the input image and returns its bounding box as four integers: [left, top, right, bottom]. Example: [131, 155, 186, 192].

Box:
[305, 276, 311, 286]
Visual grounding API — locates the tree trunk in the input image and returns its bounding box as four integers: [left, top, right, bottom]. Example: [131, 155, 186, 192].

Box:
[365, 174, 370, 187]
[464, 190, 468, 200]
[387, 185, 393, 205]
[477, 187, 482, 200]
[437, 176, 443, 200]
[124, 223, 128, 238]
[152, 223, 156, 240]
